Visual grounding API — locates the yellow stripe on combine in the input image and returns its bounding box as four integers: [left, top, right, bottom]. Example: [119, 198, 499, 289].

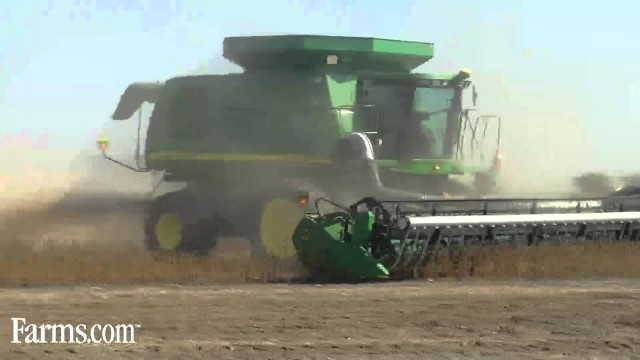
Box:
[148, 151, 332, 165]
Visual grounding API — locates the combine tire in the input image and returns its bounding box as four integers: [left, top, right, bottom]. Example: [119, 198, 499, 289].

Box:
[249, 197, 306, 261]
[144, 192, 218, 255]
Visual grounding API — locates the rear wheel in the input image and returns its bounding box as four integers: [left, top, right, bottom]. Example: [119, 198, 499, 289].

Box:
[153, 212, 183, 250]
[144, 192, 219, 255]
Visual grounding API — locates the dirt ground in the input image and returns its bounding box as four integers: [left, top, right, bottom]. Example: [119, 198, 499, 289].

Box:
[0, 279, 638, 359]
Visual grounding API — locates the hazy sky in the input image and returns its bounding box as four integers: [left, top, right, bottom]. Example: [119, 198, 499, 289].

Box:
[0, 0, 638, 173]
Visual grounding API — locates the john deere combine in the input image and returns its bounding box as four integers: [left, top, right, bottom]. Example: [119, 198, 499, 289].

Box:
[102, 35, 640, 279]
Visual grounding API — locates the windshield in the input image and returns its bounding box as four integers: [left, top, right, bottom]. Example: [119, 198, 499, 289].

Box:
[412, 87, 455, 157]
[361, 82, 455, 159]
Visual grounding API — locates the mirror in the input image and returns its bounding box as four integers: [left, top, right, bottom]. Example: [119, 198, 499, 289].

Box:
[472, 85, 478, 107]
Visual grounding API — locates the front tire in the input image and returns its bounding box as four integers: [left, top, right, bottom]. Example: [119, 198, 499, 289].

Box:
[249, 197, 305, 261]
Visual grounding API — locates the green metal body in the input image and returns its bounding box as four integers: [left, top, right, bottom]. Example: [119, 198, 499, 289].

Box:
[125, 35, 498, 193]
[292, 210, 389, 280]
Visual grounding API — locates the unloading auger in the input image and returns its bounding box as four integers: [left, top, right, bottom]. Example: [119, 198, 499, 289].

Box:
[291, 193, 640, 280]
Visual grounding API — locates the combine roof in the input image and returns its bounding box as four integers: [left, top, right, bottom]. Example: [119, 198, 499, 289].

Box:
[223, 35, 434, 72]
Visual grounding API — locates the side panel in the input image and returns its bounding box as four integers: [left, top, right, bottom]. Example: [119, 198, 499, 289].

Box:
[148, 73, 330, 152]
[144, 72, 355, 181]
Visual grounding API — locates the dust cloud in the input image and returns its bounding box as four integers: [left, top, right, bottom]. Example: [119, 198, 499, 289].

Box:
[0, 139, 77, 211]
[472, 72, 594, 196]
[0, 133, 153, 249]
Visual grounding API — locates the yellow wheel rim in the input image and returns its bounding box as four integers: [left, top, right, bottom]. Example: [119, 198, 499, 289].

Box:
[259, 198, 303, 259]
[155, 213, 183, 250]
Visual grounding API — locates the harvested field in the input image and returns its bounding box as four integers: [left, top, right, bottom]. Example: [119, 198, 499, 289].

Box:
[1, 280, 640, 359]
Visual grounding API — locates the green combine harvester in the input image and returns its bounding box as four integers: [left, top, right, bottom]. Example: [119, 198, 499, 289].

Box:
[102, 35, 640, 280]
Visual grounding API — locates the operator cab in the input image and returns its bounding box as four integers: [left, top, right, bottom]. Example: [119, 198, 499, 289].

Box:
[354, 74, 469, 161]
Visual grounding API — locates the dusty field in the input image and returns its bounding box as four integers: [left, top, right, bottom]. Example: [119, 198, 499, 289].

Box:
[0, 280, 639, 359]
